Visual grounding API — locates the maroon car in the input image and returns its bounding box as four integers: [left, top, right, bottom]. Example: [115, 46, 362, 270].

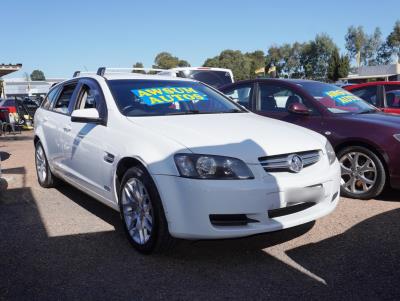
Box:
[220, 79, 400, 199]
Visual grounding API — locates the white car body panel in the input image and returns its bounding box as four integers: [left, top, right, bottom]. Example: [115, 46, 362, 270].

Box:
[34, 74, 340, 240]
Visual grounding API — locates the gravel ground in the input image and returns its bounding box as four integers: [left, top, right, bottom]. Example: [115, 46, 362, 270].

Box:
[1, 132, 399, 300]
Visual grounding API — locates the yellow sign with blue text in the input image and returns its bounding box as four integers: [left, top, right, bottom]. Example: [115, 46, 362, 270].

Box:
[132, 86, 208, 106]
[325, 90, 359, 105]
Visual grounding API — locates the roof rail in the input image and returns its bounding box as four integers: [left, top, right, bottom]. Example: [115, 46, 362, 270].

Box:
[72, 71, 80, 77]
[95, 67, 166, 77]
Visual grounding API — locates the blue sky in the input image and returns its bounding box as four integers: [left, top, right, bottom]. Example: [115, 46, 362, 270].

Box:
[2, 0, 399, 78]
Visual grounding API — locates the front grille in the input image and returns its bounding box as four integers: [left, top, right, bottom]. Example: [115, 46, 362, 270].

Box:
[259, 150, 320, 172]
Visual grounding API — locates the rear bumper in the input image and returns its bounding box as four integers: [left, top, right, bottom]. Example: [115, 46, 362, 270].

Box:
[153, 160, 341, 239]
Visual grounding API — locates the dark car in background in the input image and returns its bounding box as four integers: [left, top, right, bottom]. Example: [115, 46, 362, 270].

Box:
[344, 81, 400, 115]
[0, 98, 37, 129]
[220, 79, 400, 199]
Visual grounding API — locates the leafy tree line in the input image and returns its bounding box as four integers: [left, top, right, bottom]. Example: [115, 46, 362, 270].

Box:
[145, 20, 400, 82]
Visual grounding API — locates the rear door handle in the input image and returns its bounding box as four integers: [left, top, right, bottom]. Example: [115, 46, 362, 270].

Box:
[63, 126, 71, 132]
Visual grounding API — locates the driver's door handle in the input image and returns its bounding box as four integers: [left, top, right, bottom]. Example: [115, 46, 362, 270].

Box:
[63, 125, 71, 132]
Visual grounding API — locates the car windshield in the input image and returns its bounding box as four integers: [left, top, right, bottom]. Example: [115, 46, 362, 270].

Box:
[180, 70, 233, 88]
[108, 79, 244, 117]
[297, 82, 377, 114]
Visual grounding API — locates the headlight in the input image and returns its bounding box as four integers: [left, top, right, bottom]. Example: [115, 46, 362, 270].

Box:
[174, 154, 254, 179]
[325, 140, 336, 165]
[394, 134, 400, 142]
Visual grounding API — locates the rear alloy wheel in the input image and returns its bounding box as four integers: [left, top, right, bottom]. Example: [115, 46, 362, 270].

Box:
[35, 142, 57, 188]
[338, 146, 386, 199]
[119, 166, 175, 254]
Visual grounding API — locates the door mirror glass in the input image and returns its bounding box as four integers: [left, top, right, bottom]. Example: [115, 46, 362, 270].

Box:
[71, 108, 103, 124]
[288, 102, 310, 115]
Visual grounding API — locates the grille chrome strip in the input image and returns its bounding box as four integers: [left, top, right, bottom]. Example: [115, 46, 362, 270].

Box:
[259, 150, 320, 172]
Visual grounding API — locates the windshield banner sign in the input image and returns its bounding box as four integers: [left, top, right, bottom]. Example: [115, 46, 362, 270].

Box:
[324, 90, 359, 105]
[131, 87, 208, 106]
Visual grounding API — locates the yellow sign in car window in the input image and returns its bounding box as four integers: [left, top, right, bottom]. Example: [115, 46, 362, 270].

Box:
[131, 87, 208, 106]
[325, 90, 359, 105]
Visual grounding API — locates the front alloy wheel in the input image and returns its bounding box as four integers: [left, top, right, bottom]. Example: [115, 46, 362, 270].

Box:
[121, 178, 154, 245]
[338, 146, 386, 199]
[119, 166, 175, 254]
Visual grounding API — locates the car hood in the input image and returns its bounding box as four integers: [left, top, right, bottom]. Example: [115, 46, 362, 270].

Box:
[341, 112, 400, 129]
[127, 113, 325, 164]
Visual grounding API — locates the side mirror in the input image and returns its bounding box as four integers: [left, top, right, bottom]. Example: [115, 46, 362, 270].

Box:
[288, 103, 310, 115]
[71, 108, 104, 124]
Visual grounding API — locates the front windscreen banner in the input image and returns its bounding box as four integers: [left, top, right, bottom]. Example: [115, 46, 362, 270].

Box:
[108, 79, 243, 116]
[131, 86, 208, 106]
[324, 90, 359, 106]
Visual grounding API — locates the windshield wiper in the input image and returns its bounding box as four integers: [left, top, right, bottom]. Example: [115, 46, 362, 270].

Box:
[359, 109, 377, 114]
[166, 110, 200, 115]
[226, 108, 244, 113]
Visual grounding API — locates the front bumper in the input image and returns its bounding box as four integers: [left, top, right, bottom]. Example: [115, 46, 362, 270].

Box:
[153, 158, 341, 239]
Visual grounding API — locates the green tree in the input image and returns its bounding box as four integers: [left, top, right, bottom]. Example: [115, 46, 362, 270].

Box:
[345, 26, 366, 66]
[338, 55, 350, 79]
[30, 69, 45, 81]
[376, 42, 393, 64]
[132, 62, 144, 73]
[153, 52, 190, 69]
[364, 27, 383, 65]
[327, 48, 340, 82]
[203, 50, 252, 81]
[300, 34, 337, 80]
[244, 50, 265, 79]
[345, 26, 384, 66]
[387, 20, 400, 62]
[265, 45, 284, 76]
[265, 42, 305, 79]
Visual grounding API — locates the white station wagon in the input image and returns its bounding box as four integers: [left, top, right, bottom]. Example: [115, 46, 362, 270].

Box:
[34, 68, 340, 254]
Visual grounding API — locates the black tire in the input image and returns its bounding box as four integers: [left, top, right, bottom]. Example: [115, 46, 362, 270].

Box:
[35, 142, 58, 188]
[119, 166, 175, 254]
[337, 146, 386, 200]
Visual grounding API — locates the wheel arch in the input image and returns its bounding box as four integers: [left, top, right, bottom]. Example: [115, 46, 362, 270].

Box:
[114, 156, 153, 204]
[34, 135, 40, 146]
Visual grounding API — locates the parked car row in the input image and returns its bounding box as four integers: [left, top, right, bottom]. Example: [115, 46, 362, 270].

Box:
[220, 79, 400, 200]
[33, 67, 400, 254]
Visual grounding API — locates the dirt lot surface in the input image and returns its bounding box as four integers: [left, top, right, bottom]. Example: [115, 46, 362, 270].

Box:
[1, 132, 399, 300]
